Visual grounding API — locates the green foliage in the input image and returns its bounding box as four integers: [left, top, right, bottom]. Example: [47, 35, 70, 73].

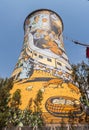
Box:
[0, 78, 13, 90]
[0, 78, 43, 128]
[34, 90, 43, 112]
[10, 89, 22, 108]
[72, 61, 89, 85]
[72, 61, 89, 107]
[0, 78, 14, 128]
[6, 108, 23, 127]
[26, 98, 33, 111]
[21, 109, 32, 126]
[36, 90, 43, 104]
[30, 112, 43, 128]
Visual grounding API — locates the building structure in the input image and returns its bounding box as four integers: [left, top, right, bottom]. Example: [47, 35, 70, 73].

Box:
[11, 9, 85, 124]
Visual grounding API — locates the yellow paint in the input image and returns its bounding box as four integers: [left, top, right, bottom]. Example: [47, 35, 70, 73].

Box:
[10, 9, 85, 123]
[11, 67, 22, 77]
[10, 70, 84, 123]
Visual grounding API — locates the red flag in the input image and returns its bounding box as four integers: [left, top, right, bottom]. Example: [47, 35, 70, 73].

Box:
[86, 47, 89, 58]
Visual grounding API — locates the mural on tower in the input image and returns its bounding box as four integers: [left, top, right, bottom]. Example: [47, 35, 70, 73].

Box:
[12, 10, 72, 81]
[11, 9, 84, 123]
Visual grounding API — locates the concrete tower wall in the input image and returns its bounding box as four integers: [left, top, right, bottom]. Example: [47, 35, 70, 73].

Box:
[11, 9, 84, 123]
[11, 9, 72, 81]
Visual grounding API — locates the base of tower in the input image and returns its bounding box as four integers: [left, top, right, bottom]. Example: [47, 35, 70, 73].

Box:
[42, 111, 85, 124]
[11, 70, 85, 124]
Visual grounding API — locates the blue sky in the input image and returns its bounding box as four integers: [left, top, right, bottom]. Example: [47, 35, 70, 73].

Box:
[0, 0, 89, 78]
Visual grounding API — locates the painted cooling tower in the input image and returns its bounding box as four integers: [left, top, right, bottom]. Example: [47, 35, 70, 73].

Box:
[11, 9, 84, 123]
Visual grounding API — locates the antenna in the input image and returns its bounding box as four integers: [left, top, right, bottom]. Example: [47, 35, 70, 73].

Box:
[64, 35, 89, 61]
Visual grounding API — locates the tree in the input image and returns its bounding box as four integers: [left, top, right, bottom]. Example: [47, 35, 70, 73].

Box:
[0, 79, 44, 128]
[0, 78, 13, 129]
[30, 112, 44, 129]
[34, 90, 43, 112]
[10, 89, 22, 109]
[72, 61, 89, 115]
[32, 90, 44, 129]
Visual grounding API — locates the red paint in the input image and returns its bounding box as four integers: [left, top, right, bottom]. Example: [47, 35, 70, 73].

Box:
[86, 47, 89, 58]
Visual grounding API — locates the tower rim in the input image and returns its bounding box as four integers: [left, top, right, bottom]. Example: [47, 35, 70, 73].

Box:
[23, 8, 64, 31]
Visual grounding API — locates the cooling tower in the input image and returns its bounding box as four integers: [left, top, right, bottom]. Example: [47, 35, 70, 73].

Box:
[11, 9, 84, 123]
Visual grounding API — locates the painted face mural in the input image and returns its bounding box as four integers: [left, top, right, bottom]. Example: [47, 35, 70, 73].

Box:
[12, 10, 72, 80]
